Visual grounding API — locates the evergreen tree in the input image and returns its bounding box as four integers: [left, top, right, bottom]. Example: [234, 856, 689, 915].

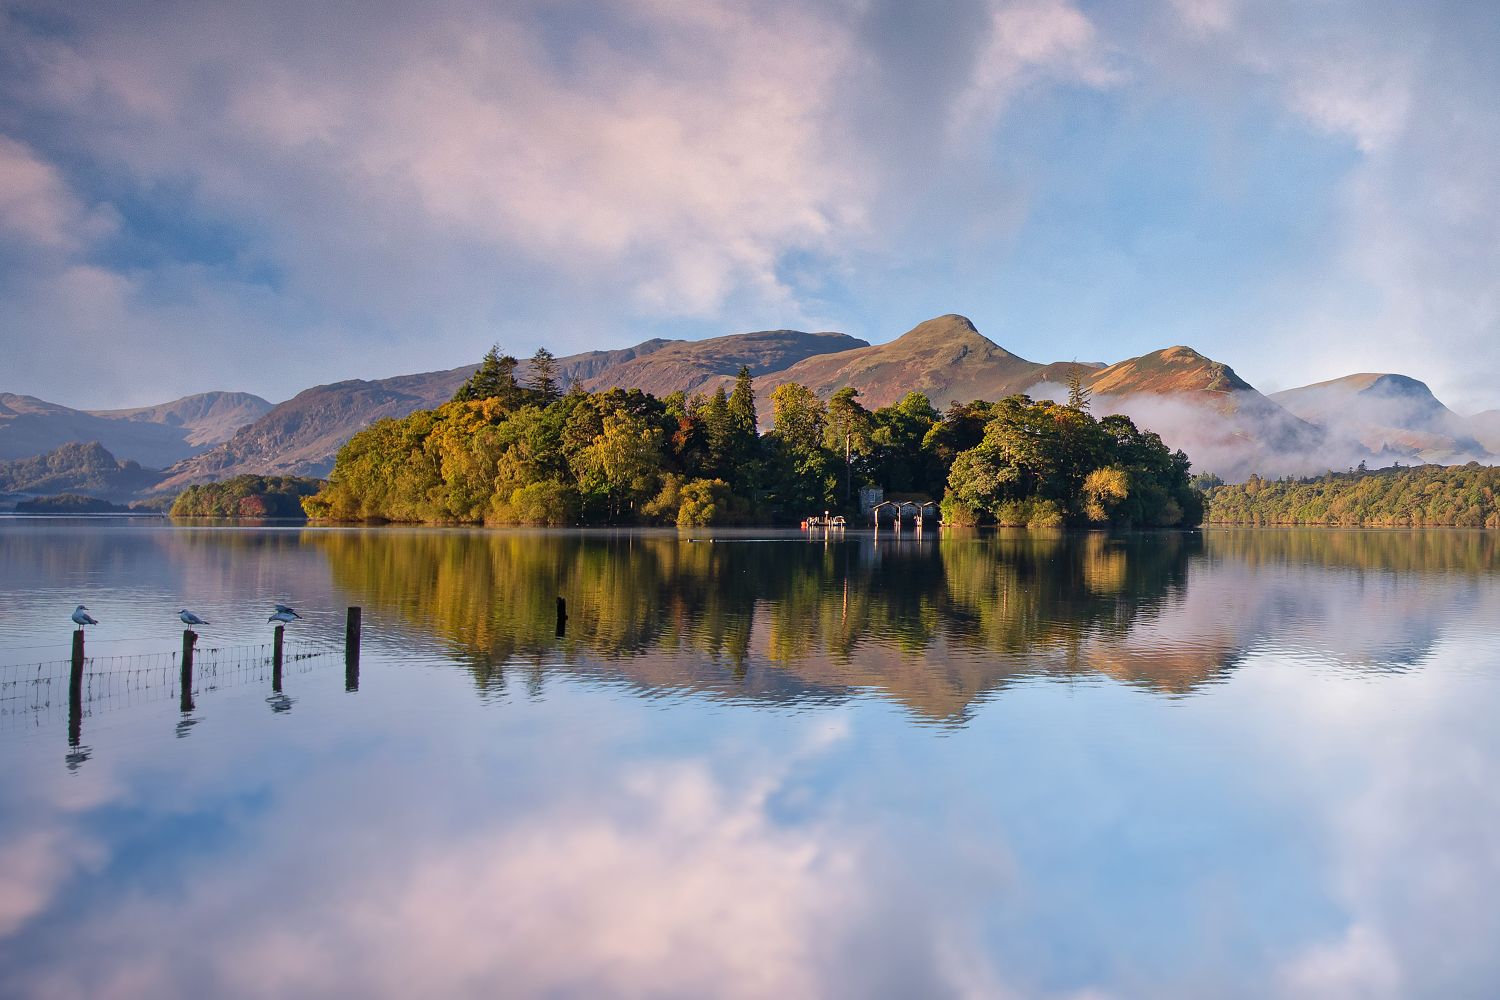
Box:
[728, 365, 758, 439]
[1065, 364, 1092, 411]
[453, 345, 521, 405]
[700, 386, 734, 473]
[529, 347, 561, 403]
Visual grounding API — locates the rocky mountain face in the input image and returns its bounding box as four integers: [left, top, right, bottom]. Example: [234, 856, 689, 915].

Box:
[0, 391, 270, 467]
[0, 441, 165, 502]
[1271, 374, 1492, 465]
[88, 392, 274, 448]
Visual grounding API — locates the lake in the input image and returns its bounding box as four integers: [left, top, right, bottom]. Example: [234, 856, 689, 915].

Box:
[1, 519, 1498, 998]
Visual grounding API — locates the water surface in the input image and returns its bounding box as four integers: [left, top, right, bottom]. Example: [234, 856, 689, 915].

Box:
[2, 520, 1498, 998]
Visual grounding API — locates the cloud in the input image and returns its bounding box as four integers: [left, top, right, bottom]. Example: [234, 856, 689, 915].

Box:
[1152, 0, 1500, 413]
[0, 0, 1114, 407]
[0, 135, 114, 251]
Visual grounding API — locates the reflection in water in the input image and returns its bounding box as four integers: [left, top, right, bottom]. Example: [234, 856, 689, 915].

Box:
[310, 528, 1487, 722]
[311, 530, 1214, 722]
[2, 522, 1500, 998]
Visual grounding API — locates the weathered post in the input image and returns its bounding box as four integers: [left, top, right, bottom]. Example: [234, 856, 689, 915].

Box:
[555, 596, 568, 638]
[68, 629, 85, 747]
[180, 629, 196, 713]
[344, 607, 361, 692]
[272, 624, 285, 692]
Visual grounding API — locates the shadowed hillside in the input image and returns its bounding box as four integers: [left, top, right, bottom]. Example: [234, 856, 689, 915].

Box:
[0, 441, 165, 502]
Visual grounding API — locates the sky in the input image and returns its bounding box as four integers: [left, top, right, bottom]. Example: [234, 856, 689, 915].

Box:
[0, 0, 1496, 412]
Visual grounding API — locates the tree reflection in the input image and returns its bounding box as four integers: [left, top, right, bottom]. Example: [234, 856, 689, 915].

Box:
[311, 528, 1221, 721]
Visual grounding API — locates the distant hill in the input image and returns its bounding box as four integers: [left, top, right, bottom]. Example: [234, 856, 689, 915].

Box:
[582, 330, 867, 397]
[0, 390, 271, 467]
[151, 330, 866, 491]
[1271, 373, 1491, 464]
[152, 367, 479, 492]
[0, 441, 165, 502]
[88, 391, 274, 448]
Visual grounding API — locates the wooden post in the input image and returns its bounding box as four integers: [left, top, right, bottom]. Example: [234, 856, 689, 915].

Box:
[344, 607, 361, 692]
[555, 596, 567, 638]
[69, 629, 84, 747]
[180, 629, 196, 713]
[272, 624, 284, 692]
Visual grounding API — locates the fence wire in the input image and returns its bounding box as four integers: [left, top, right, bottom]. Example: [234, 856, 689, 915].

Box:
[0, 638, 345, 731]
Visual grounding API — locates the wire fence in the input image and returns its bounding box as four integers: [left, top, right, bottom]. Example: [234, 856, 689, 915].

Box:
[0, 637, 346, 731]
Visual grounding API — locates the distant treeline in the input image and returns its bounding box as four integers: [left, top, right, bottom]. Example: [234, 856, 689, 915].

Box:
[302, 346, 1201, 528]
[14, 494, 133, 514]
[1206, 464, 1500, 528]
[170, 475, 325, 518]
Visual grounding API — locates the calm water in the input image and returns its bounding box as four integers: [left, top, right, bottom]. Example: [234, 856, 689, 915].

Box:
[2, 520, 1499, 998]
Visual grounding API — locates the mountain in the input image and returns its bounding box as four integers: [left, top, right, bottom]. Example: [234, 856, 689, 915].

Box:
[151, 331, 865, 492]
[756, 315, 1041, 410]
[151, 367, 478, 491]
[755, 319, 1323, 480]
[581, 330, 866, 397]
[0, 441, 165, 503]
[87, 392, 274, 448]
[1271, 374, 1491, 465]
[1066, 347, 1330, 480]
[0, 391, 270, 467]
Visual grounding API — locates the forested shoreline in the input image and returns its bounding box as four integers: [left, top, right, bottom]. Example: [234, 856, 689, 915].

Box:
[1205, 464, 1500, 527]
[301, 347, 1201, 528]
[170, 475, 324, 518]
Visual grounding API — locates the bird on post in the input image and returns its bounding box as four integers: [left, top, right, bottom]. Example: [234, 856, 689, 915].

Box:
[178, 609, 210, 626]
[273, 604, 301, 619]
[268, 609, 297, 624]
[71, 605, 98, 627]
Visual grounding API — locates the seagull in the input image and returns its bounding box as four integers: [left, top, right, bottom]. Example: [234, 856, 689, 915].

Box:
[268, 610, 297, 624]
[71, 605, 98, 627]
[178, 609, 210, 626]
[273, 604, 301, 619]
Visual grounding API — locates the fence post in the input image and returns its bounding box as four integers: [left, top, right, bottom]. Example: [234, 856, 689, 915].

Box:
[344, 607, 361, 692]
[69, 629, 85, 747]
[555, 596, 567, 638]
[180, 629, 196, 712]
[272, 624, 284, 692]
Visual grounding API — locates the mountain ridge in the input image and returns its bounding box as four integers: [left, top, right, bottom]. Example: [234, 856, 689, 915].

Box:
[8, 316, 1497, 498]
[0, 390, 271, 467]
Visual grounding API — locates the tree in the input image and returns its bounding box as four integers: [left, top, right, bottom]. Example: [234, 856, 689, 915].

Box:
[825, 387, 873, 503]
[769, 383, 826, 458]
[1065, 364, 1093, 411]
[728, 365, 758, 440]
[700, 385, 734, 474]
[528, 347, 561, 403]
[453, 345, 522, 406]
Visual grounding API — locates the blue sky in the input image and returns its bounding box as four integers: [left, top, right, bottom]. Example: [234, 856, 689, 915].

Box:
[1, 0, 1496, 410]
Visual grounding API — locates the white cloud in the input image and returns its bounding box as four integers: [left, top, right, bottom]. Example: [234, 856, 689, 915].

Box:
[0, 136, 114, 250]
